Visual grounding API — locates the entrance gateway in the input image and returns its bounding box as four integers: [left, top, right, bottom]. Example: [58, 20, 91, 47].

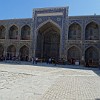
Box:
[34, 7, 66, 61]
[36, 22, 60, 60]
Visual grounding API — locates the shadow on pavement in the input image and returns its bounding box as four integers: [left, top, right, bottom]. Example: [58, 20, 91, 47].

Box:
[95, 99, 100, 100]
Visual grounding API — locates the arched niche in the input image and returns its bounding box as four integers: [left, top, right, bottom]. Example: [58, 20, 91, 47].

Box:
[21, 25, 30, 40]
[85, 46, 99, 66]
[85, 22, 99, 40]
[36, 21, 60, 60]
[68, 23, 81, 40]
[7, 45, 16, 60]
[19, 45, 29, 61]
[0, 25, 6, 39]
[67, 46, 81, 64]
[9, 25, 18, 39]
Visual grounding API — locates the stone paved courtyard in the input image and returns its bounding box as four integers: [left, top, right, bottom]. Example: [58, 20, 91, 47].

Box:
[0, 62, 100, 100]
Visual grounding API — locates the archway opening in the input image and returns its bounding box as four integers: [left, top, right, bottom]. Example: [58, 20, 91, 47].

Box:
[0, 44, 4, 60]
[85, 22, 99, 40]
[0, 26, 6, 39]
[85, 46, 99, 66]
[68, 23, 81, 40]
[67, 46, 81, 64]
[9, 25, 18, 39]
[36, 22, 60, 61]
[21, 25, 30, 40]
[19, 45, 29, 61]
[7, 45, 16, 60]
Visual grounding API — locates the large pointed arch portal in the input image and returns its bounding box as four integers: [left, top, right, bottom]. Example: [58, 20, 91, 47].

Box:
[36, 21, 60, 60]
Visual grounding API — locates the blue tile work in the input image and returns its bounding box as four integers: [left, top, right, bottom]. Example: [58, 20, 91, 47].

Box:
[69, 20, 83, 25]
[33, 7, 67, 28]
[36, 16, 63, 27]
[33, 7, 68, 58]
[0, 18, 33, 28]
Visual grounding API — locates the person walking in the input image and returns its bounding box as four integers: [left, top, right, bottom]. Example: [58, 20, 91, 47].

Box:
[35, 57, 38, 64]
[48, 58, 51, 64]
[32, 57, 35, 64]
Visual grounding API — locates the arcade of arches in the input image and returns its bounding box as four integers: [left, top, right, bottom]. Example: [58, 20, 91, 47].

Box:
[0, 25, 31, 40]
[0, 44, 99, 66]
[0, 21, 100, 66]
[0, 44, 29, 61]
[68, 22, 99, 40]
[0, 22, 99, 41]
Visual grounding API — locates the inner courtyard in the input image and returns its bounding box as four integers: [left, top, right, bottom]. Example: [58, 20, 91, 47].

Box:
[0, 63, 100, 100]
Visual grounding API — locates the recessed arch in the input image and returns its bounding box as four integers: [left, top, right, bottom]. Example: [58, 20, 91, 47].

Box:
[36, 21, 60, 60]
[36, 20, 61, 33]
[85, 22, 99, 40]
[68, 22, 81, 40]
[85, 45, 99, 51]
[0, 44, 4, 60]
[9, 25, 18, 39]
[67, 46, 81, 64]
[19, 45, 29, 61]
[0, 25, 6, 39]
[85, 46, 99, 66]
[7, 45, 16, 60]
[21, 25, 31, 40]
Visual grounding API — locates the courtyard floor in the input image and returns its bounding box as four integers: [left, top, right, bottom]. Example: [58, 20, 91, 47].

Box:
[0, 62, 100, 100]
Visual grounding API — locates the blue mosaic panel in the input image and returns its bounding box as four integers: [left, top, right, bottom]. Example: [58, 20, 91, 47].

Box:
[36, 16, 63, 28]
[69, 20, 83, 25]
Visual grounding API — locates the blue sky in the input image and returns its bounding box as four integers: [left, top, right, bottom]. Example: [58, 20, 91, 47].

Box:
[0, 0, 100, 19]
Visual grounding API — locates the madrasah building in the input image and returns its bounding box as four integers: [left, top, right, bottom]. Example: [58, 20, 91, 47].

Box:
[0, 7, 100, 66]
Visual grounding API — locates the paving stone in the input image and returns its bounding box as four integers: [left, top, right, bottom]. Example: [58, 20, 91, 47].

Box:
[0, 63, 100, 100]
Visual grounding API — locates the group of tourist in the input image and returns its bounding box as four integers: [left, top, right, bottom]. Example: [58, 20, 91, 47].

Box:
[0, 55, 96, 67]
[0, 55, 28, 61]
[32, 57, 57, 65]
